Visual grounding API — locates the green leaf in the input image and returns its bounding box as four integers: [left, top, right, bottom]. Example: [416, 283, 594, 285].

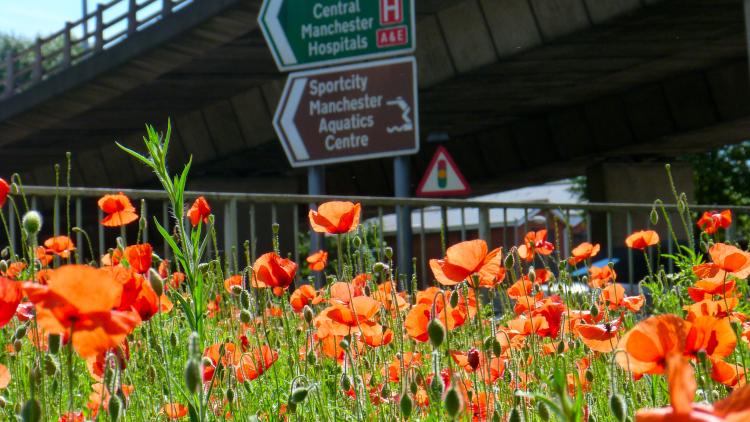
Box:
[154, 218, 185, 262]
[116, 142, 153, 169]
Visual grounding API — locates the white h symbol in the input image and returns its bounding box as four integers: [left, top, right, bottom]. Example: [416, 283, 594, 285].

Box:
[381, 0, 402, 24]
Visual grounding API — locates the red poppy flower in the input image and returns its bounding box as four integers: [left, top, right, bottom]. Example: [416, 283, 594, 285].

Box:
[1, 262, 25, 280]
[59, 412, 85, 422]
[112, 267, 171, 321]
[0, 277, 23, 328]
[308, 201, 361, 234]
[684, 316, 736, 361]
[517, 230, 555, 263]
[235, 344, 278, 383]
[187, 196, 211, 227]
[224, 274, 243, 293]
[252, 252, 297, 292]
[576, 315, 623, 353]
[568, 242, 601, 266]
[123, 243, 152, 274]
[0, 178, 9, 208]
[289, 284, 322, 312]
[23, 265, 140, 357]
[711, 357, 746, 387]
[161, 403, 188, 419]
[625, 230, 660, 250]
[697, 210, 732, 235]
[306, 250, 328, 272]
[588, 265, 617, 288]
[44, 236, 76, 259]
[429, 240, 503, 286]
[693, 243, 750, 283]
[98, 193, 138, 227]
[616, 314, 691, 376]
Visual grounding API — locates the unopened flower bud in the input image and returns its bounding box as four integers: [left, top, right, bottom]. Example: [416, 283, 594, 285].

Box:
[650, 208, 659, 225]
[449, 290, 460, 308]
[339, 338, 350, 351]
[427, 318, 445, 349]
[399, 393, 413, 419]
[21, 398, 41, 422]
[610, 393, 626, 422]
[14, 325, 27, 340]
[590, 304, 599, 318]
[528, 267, 536, 282]
[108, 396, 122, 421]
[373, 262, 385, 273]
[508, 408, 521, 422]
[184, 358, 201, 394]
[0, 260, 6, 273]
[272, 223, 280, 234]
[13, 339, 22, 353]
[22, 211, 42, 235]
[537, 402, 550, 420]
[48, 334, 61, 355]
[187, 332, 200, 357]
[384, 247, 393, 259]
[225, 387, 235, 403]
[290, 387, 308, 404]
[504, 253, 514, 270]
[239, 289, 251, 310]
[148, 269, 163, 296]
[303, 306, 314, 324]
[430, 374, 444, 395]
[353, 236, 362, 248]
[444, 385, 462, 418]
[44, 355, 58, 376]
[240, 310, 251, 324]
[467, 348, 480, 371]
[340, 374, 351, 391]
[230, 285, 243, 296]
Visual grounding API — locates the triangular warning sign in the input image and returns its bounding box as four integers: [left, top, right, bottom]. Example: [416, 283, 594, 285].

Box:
[416, 146, 471, 197]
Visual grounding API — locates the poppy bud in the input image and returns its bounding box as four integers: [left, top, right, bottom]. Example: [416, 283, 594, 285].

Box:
[306, 351, 316, 365]
[226, 387, 235, 403]
[409, 380, 418, 395]
[339, 338, 350, 351]
[492, 339, 502, 357]
[0, 260, 6, 273]
[399, 393, 412, 419]
[13, 339, 22, 353]
[609, 393, 626, 422]
[581, 276, 589, 286]
[537, 402, 550, 420]
[528, 267, 536, 282]
[504, 253, 514, 269]
[139, 216, 146, 232]
[230, 285, 243, 296]
[363, 285, 371, 296]
[340, 374, 351, 391]
[711, 389, 720, 401]
[557, 340, 567, 354]
[21, 398, 41, 422]
[590, 304, 599, 318]
[372, 262, 385, 273]
[29, 365, 41, 385]
[700, 241, 709, 254]
[184, 358, 201, 394]
[44, 355, 58, 376]
[430, 374, 444, 396]
[427, 318, 445, 349]
[108, 396, 122, 421]
[449, 290, 460, 308]
[508, 407, 521, 422]
[585, 368, 594, 383]
[608, 261, 615, 270]
[650, 208, 659, 225]
[239, 289, 251, 310]
[380, 383, 390, 398]
[0, 396, 6, 409]
[14, 325, 27, 340]
[290, 387, 308, 404]
[696, 349, 708, 364]
[444, 386, 462, 419]
[353, 236, 362, 248]
[240, 310, 251, 324]
[169, 332, 178, 348]
[492, 410, 501, 422]
[148, 269, 163, 296]
[303, 305, 314, 324]
[384, 247, 393, 259]
[467, 348, 480, 371]
[22, 211, 42, 235]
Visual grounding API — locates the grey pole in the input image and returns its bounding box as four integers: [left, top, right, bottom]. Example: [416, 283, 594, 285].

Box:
[82, 0, 89, 50]
[308, 165, 325, 287]
[394, 156, 413, 289]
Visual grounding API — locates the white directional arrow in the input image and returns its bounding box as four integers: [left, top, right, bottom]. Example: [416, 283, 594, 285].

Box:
[277, 77, 309, 161]
[258, 0, 297, 68]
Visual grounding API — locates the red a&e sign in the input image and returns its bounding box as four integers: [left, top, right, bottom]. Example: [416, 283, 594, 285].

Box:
[377, 0, 407, 48]
[380, 0, 403, 25]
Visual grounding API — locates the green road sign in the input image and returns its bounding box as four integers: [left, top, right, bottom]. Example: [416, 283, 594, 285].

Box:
[259, 0, 416, 71]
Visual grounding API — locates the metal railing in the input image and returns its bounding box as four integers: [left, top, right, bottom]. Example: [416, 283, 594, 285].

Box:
[0, 0, 195, 100]
[4, 185, 748, 285]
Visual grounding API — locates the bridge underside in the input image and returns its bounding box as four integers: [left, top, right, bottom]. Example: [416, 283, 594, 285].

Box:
[0, 0, 747, 197]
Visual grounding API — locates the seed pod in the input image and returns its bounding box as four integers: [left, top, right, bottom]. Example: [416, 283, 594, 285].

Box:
[610, 393, 626, 422]
[399, 393, 413, 419]
[557, 340, 567, 354]
[240, 309, 251, 324]
[22, 211, 42, 235]
[184, 359, 201, 394]
[188, 332, 200, 358]
[148, 269, 164, 296]
[384, 247, 393, 259]
[21, 398, 41, 422]
[444, 386, 462, 419]
[44, 355, 58, 376]
[306, 351, 316, 365]
[290, 387, 308, 404]
[226, 387, 235, 403]
[108, 396, 122, 421]
[0, 260, 6, 273]
[590, 304, 599, 319]
[427, 318, 446, 349]
[353, 236, 362, 248]
[169, 332, 178, 348]
[504, 252, 514, 269]
[13, 339, 22, 353]
[429, 374, 444, 396]
[449, 290, 460, 308]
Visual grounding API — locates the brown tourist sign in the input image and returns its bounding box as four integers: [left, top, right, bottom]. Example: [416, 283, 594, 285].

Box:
[273, 56, 419, 167]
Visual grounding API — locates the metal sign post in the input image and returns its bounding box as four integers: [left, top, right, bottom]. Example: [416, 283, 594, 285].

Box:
[307, 165, 325, 287]
[394, 155, 413, 288]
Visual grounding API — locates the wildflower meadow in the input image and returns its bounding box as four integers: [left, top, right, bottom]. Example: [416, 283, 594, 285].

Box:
[0, 126, 748, 421]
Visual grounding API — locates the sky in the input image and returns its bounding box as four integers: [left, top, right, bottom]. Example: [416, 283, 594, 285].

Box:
[0, 1, 112, 39]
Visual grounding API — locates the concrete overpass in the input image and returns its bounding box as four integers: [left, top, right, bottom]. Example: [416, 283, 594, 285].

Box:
[0, 0, 748, 201]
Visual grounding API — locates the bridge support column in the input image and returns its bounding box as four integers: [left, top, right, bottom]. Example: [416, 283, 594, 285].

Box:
[586, 161, 694, 283]
[394, 156, 413, 290]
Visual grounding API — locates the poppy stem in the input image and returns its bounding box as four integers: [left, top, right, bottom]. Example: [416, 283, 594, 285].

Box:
[336, 234, 343, 281]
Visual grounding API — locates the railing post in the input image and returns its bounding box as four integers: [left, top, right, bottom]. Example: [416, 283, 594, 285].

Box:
[2, 51, 13, 99]
[128, 0, 138, 34]
[95, 4, 105, 52]
[32, 38, 43, 83]
[478, 207, 491, 244]
[394, 156, 413, 288]
[162, 0, 173, 17]
[63, 23, 72, 68]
